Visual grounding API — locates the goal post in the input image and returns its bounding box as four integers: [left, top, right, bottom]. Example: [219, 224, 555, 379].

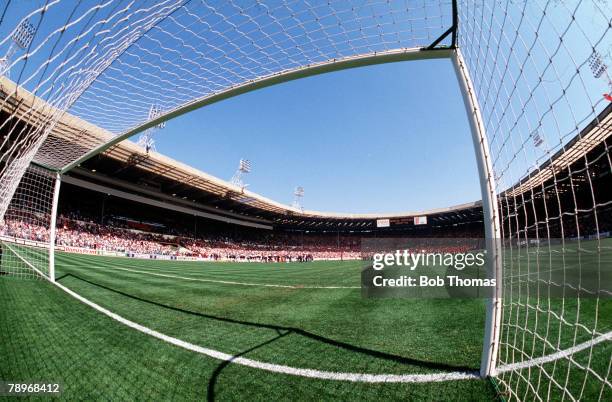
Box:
[451, 48, 504, 378]
[48, 172, 61, 283]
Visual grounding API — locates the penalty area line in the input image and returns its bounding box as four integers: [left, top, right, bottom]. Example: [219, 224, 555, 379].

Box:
[10, 245, 477, 383]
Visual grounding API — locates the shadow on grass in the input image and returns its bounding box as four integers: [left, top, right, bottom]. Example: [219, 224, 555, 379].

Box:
[56, 273, 478, 375]
[207, 331, 290, 401]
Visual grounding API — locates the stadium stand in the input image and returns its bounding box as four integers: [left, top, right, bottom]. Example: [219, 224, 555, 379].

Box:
[1, 107, 610, 263]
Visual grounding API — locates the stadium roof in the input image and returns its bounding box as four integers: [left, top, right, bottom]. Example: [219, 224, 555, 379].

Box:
[0, 74, 479, 221]
[2, 75, 610, 223]
[1, 72, 481, 223]
[502, 103, 612, 199]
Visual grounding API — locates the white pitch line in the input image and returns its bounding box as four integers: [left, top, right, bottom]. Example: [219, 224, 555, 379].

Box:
[9, 245, 478, 383]
[496, 331, 612, 374]
[60, 262, 361, 289]
[53, 277, 483, 383]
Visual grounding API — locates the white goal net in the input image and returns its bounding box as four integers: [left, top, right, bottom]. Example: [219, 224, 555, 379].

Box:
[0, 1, 609, 400]
[458, 1, 611, 400]
[0, 165, 55, 280]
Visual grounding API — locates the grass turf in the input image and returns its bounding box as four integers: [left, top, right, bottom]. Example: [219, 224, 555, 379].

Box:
[1, 240, 610, 400]
[1, 248, 499, 401]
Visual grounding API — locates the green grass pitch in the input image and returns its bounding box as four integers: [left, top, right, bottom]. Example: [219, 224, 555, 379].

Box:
[1, 243, 610, 400]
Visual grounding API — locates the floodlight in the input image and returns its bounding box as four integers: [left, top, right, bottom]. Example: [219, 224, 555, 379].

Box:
[0, 19, 36, 77]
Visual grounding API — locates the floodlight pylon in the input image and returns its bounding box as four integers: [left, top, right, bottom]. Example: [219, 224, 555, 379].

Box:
[589, 50, 612, 101]
[0, 19, 36, 77]
[292, 186, 304, 211]
[230, 159, 251, 190]
[136, 104, 165, 153]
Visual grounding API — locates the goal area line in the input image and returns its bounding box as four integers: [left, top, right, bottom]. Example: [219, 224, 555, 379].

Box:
[495, 332, 612, 377]
[60, 262, 361, 290]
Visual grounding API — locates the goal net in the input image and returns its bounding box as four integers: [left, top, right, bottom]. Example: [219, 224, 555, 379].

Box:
[458, 1, 612, 400]
[0, 1, 609, 400]
[0, 165, 55, 280]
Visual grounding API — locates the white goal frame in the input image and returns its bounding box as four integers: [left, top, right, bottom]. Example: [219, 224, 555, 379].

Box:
[33, 45, 506, 378]
[0, 2, 609, 399]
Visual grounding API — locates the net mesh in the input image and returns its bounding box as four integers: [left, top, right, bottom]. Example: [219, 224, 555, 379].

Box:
[0, 164, 54, 280]
[0, 0, 453, 173]
[458, 0, 611, 400]
[0, 0, 609, 400]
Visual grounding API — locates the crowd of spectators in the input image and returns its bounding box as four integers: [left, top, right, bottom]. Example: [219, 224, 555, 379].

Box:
[0, 213, 479, 261]
[3, 204, 609, 262]
[57, 219, 177, 256]
[0, 211, 362, 260]
[0, 218, 49, 243]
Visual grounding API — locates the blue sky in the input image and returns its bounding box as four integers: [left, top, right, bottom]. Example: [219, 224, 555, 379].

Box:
[3, 1, 609, 214]
[152, 58, 481, 214]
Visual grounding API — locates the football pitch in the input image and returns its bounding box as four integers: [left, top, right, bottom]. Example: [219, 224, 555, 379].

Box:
[1, 245, 610, 400]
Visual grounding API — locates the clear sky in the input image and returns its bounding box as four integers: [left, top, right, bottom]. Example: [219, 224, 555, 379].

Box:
[150, 58, 482, 214]
[4, 1, 608, 215]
